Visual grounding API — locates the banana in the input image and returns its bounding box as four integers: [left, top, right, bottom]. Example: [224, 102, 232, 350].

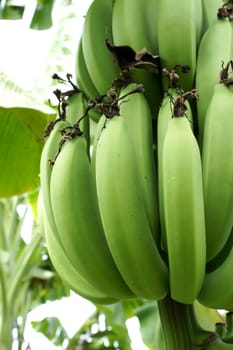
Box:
[40, 124, 119, 303]
[206, 226, 233, 273]
[196, 0, 204, 45]
[38, 191, 117, 305]
[112, 0, 157, 54]
[111, 0, 162, 116]
[95, 111, 168, 300]
[40, 120, 93, 286]
[157, 89, 193, 251]
[131, 69, 163, 118]
[198, 239, 233, 311]
[91, 113, 106, 174]
[157, 0, 200, 91]
[65, 91, 90, 155]
[75, 35, 100, 100]
[117, 83, 160, 244]
[195, 16, 233, 143]
[201, 81, 233, 262]
[157, 90, 178, 251]
[44, 219, 117, 305]
[161, 113, 206, 303]
[40, 119, 71, 238]
[86, 103, 102, 123]
[146, 0, 159, 54]
[202, 0, 223, 31]
[82, 0, 120, 95]
[111, 0, 127, 47]
[49, 130, 135, 300]
[75, 35, 102, 123]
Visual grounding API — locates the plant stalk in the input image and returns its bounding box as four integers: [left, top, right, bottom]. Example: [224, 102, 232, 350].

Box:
[157, 293, 216, 350]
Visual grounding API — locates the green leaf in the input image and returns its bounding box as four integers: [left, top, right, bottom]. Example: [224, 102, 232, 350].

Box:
[67, 302, 133, 350]
[135, 301, 165, 350]
[121, 298, 144, 319]
[0, 72, 55, 197]
[0, 71, 53, 112]
[0, 106, 55, 197]
[0, 4, 25, 20]
[30, 0, 55, 30]
[31, 317, 68, 346]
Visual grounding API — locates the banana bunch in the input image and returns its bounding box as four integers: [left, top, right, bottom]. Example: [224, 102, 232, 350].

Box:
[38, 0, 233, 312]
[40, 90, 135, 303]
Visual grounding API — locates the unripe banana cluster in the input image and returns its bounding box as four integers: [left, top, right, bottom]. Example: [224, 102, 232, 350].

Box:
[39, 0, 233, 309]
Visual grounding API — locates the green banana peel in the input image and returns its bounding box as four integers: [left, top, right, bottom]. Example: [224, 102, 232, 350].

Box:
[194, 301, 225, 332]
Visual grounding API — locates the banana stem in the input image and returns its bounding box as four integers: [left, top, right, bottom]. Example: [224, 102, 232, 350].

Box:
[157, 294, 215, 350]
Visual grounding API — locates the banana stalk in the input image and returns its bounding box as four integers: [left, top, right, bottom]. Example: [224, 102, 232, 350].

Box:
[157, 294, 215, 350]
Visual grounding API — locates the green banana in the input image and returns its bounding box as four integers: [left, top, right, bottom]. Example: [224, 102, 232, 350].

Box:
[117, 83, 160, 244]
[40, 122, 119, 303]
[38, 192, 118, 305]
[161, 114, 206, 303]
[112, 0, 157, 53]
[201, 82, 233, 262]
[91, 113, 106, 174]
[157, 90, 178, 251]
[146, 0, 159, 54]
[195, 0, 204, 45]
[40, 119, 71, 238]
[131, 69, 163, 118]
[206, 225, 233, 274]
[40, 120, 93, 279]
[44, 219, 117, 305]
[86, 103, 102, 123]
[111, 0, 127, 46]
[198, 240, 233, 311]
[50, 130, 135, 299]
[111, 0, 162, 116]
[75, 35, 103, 122]
[195, 16, 233, 143]
[66, 91, 89, 126]
[40, 120, 113, 302]
[157, 89, 193, 251]
[82, 0, 119, 95]
[157, 0, 200, 91]
[202, 0, 224, 31]
[75, 35, 100, 100]
[95, 111, 168, 300]
[65, 91, 90, 155]
[40, 90, 88, 224]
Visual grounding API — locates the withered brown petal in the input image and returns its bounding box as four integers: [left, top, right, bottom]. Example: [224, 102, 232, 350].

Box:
[105, 39, 160, 74]
[105, 39, 137, 70]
